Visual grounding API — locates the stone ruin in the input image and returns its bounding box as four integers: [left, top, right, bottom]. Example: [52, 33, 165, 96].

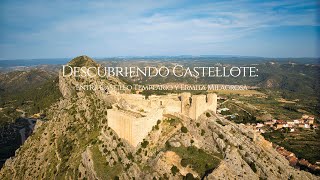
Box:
[107, 93, 217, 146]
[181, 92, 217, 120]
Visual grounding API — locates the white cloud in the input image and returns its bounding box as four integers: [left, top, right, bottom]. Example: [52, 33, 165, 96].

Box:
[0, 0, 318, 58]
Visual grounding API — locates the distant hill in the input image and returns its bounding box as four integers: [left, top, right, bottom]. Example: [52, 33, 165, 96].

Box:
[0, 58, 69, 68]
[0, 68, 61, 125]
[1, 57, 318, 69]
[0, 69, 56, 94]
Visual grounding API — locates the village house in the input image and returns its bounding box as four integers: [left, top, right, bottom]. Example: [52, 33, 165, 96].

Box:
[298, 119, 305, 124]
[287, 121, 295, 126]
[283, 123, 289, 128]
[288, 156, 298, 166]
[302, 114, 309, 119]
[276, 124, 284, 129]
[308, 116, 315, 120]
[276, 146, 320, 172]
[275, 120, 287, 129]
[262, 114, 317, 131]
[276, 120, 286, 124]
[307, 118, 314, 125]
[300, 114, 315, 125]
[293, 119, 300, 124]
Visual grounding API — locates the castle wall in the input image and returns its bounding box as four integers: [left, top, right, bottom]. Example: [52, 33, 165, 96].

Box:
[119, 94, 150, 110]
[207, 93, 217, 114]
[181, 93, 218, 120]
[193, 95, 207, 120]
[118, 94, 181, 112]
[132, 108, 163, 146]
[107, 108, 164, 147]
[181, 92, 191, 115]
[107, 109, 134, 143]
[163, 101, 181, 114]
[107, 92, 217, 146]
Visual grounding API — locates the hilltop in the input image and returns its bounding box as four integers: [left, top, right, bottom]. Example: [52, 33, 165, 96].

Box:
[67, 55, 99, 67]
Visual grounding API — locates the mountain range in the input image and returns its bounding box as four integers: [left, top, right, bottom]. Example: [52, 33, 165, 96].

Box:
[0, 56, 318, 179]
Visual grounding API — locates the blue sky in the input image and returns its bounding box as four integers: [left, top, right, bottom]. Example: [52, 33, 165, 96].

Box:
[0, 0, 319, 59]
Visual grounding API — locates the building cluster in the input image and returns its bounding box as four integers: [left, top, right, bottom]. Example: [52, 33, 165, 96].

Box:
[217, 106, 317, 133]
[275, 146, 320, 172]
[255, 114, 316, 133]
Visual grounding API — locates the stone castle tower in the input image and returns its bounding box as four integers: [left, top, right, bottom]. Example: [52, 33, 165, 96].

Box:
[181, 93, 217, 120]
[107, 93, 218, 146]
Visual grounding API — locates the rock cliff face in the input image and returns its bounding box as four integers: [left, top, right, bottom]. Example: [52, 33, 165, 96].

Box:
[0, 56, 318, 180]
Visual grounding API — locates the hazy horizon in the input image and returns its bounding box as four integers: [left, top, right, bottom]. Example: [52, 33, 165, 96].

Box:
[0, 54, 319, 61]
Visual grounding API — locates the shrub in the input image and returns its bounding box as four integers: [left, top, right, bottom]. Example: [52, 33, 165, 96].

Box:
[181, 159, 188, 167]
[184, 173, 196, 180]
[201, 129, 205, 136]
[127, 153, 134, 160]
[249, 162, 257, 173]
[181, 126, 188, 133]
[136, 148, 142, 154]
[165, 141, 171, 149]
[141, 140, 149, 148]
[171, 165, 179, 176]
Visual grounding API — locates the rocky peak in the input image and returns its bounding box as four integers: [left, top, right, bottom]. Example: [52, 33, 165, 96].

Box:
[67, 55, 99, 67]
[59, 56, 126, 98]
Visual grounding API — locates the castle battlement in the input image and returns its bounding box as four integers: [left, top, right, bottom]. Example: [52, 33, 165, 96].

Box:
[107, 92, 217, 146]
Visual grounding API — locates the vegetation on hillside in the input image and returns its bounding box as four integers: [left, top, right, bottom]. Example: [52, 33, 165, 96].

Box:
[165, 144, 222, 178]
[0, 77, 62, 125]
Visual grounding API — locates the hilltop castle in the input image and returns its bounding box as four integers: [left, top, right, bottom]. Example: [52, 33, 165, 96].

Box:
[181, 92, 217, 120]
[107, 93, 217, 146]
